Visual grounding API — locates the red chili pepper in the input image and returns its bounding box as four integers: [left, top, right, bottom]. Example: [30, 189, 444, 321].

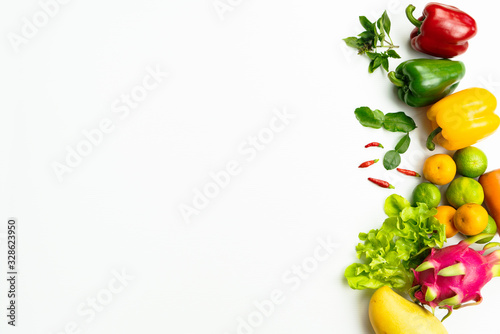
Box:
[368, 177, 395, 189]
[397, 168, 421, 177]
[358, 159, 379, 168]
[365, 142, 384, 148]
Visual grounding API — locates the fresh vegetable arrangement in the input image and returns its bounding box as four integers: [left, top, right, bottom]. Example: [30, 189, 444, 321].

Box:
[344, 2, 500, 333]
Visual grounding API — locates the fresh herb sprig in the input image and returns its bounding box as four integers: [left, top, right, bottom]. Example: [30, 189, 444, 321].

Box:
[344, 11, 401, 73]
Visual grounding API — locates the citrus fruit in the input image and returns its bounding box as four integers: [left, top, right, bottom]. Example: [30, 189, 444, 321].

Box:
[453, 146, 488, 178]
[445, 177, 484, 209]
[471, 215, 497, 244]
[453, 203, 489, 236]
[422, 154, 456, 185]
[434, 205, 458, 238]
[412, 182, 441, 208]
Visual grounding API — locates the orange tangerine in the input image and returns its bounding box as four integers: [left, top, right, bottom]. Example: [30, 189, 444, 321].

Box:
[434, 205, 458, 238]
[422, 154, 456, 185]
[453, 203, 489, 236]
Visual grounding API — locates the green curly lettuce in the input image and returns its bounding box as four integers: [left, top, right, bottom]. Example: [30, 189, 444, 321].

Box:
[345, 194, 446, 290]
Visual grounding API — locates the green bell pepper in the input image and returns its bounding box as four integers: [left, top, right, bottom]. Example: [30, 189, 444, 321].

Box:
[387, 59, 465, 107]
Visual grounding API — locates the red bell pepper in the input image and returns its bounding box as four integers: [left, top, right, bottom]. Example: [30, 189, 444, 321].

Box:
[406, 3, 477, 58]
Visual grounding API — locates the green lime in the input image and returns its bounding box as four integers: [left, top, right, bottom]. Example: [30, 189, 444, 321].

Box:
[445, 177, 484, 209]
[470, 215, 497, 243]
[412, 182, 441, 208]
[453, 146, 488, 178]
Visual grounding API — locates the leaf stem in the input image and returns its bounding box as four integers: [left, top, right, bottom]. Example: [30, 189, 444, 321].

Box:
[384, 40, 398, 47]
[387, 34, 394, 45]
[375, 44, 399, 49]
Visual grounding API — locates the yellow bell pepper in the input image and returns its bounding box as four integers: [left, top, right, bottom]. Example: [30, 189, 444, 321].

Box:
[426, 87, 500, 151]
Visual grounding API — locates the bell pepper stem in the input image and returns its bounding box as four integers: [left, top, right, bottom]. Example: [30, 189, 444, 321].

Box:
[387, 71, 404, 87]
[406, 4, 423, 28]
[426, 127, 442, 151]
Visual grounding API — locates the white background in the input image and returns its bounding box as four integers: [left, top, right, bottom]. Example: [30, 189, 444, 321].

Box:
[1, 0, 500, 333]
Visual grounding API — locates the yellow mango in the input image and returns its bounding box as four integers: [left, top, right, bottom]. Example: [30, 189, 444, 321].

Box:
[369, 286, 448, 334]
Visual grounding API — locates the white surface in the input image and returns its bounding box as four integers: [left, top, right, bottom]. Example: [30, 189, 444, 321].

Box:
[1, 0, 500, 333]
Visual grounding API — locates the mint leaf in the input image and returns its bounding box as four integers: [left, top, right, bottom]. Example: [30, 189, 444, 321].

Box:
[354, 107, 385, 129]
[383, 150, 401, 170]
[395, 133, 411, 154]
[383, 112, 417, 133]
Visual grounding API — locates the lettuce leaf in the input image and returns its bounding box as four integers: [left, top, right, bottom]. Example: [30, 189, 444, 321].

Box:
[384, 194, 410, 217]
[345, 199, 446, 291]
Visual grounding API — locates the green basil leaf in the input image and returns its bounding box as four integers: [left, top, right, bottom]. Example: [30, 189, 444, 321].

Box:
[386, 49, 400, 58]
[395, 133, 411, 154]
[358, 31, 375, 41]
[369, 56, 382, 73]
[359, 16, 373, 31]
[343, 37, 360, 49]
[378, 32, 385, 43]
[354, 107, 385, 129]
[371, 23, 379, 46]
[381, 57, 389, 72]
[368, 59, 375, 73]
[383, 112, 417, 133]
[376, 17, 385, 42]
[383, 150, 401, 170]
[366, 51, 379, 60]
[381, 10, 391, 34]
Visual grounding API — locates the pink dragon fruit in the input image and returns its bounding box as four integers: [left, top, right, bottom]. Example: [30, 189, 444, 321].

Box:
[411, 234, 500, 319]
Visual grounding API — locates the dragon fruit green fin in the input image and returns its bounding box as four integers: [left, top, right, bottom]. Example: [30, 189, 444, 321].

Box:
[483, 242, 500, 250]
[415, 261, 435, 272]
[492, 264, 500, 277]
[438, 294, 462, 307]
[464, 233, 496, 245]
[425, 286, 438, 302]
[437, 263, 466, 277]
